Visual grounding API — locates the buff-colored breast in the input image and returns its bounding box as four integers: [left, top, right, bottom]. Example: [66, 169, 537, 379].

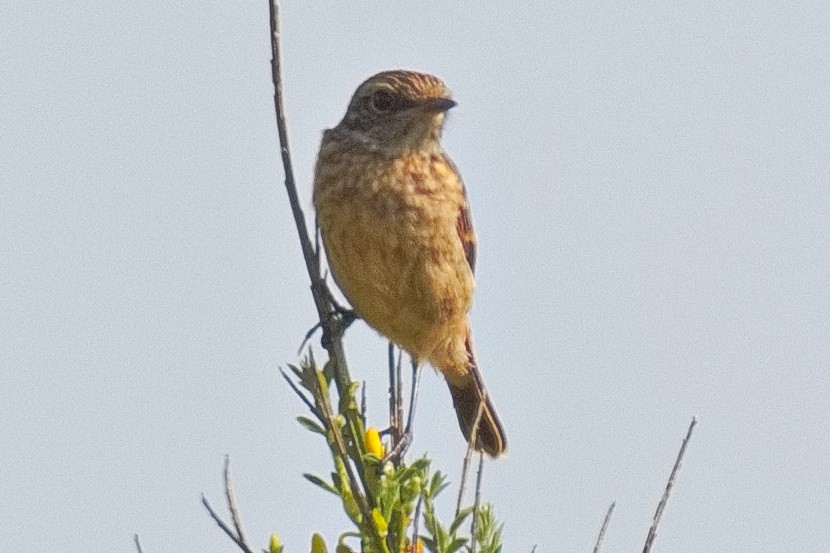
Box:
[313, 142, 474, 374]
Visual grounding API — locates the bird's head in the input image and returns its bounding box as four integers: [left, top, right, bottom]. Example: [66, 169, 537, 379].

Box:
[337, 70, 456, 152]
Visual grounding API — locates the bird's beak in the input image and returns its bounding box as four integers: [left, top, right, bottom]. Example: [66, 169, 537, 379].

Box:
[420, 97, 457, 113]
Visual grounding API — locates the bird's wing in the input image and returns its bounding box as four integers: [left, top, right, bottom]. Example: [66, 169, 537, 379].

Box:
[456, 181, 477, 275]
[441, 153, 476, 275]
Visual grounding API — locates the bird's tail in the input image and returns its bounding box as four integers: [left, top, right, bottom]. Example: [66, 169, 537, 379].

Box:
[446, 335, 507, 457]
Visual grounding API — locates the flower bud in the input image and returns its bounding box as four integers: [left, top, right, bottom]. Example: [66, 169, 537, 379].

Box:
[364, 427, 384, 458]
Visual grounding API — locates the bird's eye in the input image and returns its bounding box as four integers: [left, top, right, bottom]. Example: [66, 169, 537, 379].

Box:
[371, 90, 394, 113]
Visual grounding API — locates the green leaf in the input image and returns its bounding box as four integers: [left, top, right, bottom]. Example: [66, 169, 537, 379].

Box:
[288, 363, 303, 380]
[297, 415, 326, 435]
[446, 536, 468, 553]
[449, 506, 474, 535]
[303, 473, 339, 496]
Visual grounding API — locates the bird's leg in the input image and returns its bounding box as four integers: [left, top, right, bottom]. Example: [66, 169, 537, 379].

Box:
[384, 358, 422, 464]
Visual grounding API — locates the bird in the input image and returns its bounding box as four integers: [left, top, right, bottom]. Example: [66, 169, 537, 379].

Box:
[312, 70, 506, 457]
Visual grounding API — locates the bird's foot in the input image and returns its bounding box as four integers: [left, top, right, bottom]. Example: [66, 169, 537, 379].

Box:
[297, 306, 359, 354]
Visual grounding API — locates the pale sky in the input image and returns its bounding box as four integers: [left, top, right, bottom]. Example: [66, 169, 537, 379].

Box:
[2, 2, 828, 552]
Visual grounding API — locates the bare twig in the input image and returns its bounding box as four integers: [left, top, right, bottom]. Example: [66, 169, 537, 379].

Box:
[268, 7, 381, 540]
[133, 534, 144, 553]
[395, 349, 403, 439]
[469, 452, 485, 553]
[309, 366, 379, 545]
[201, 457, 257, 553]
[455, 399, 485, 516]
[456, 448, 473, 517]
[388, 342, 401, 443]
[223, 455, 250, 548]
[297, 321, 322, 354]
[361, 379, 367, 425]
[202, 494, 255, 553]
[411, 494, 424, 550]
[202, 495, 256, 553]
[268, 0, 351, 393]
[269, 0, 313, 270]
[592, 502, 616, 553]
[642, 417, 698, 553]
[279, 366, 321, 419]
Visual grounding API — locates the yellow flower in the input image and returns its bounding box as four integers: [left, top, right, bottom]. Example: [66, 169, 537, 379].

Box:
[364, 427, 384, 458]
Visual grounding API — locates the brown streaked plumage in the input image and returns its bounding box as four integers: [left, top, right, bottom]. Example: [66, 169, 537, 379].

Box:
[313, 70, 506, 457]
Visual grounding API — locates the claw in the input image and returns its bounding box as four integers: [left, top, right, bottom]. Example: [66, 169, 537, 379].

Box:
[298, 307, 360, 353]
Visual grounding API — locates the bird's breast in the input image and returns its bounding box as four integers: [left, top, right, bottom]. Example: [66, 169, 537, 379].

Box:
[313, 148, 473, 358]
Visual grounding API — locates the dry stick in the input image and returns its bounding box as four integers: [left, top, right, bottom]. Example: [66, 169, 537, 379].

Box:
[642, 417, 698, 553]
[411, 494, 424, 550]
[361, 379, 367, 426]
[469, 452, 485, 553]
[201, 493, 256, 553]
[279, 367, 322, 420]
[384, 347, 413, 466]
[388, 342, 401, 444]
[268, 0, 368, 519]
[133, 534, 144, 553]
[223, 455, 250, 548]
[395, 350, 403, 445]
[455, 399, 486, 517]
[267, 0, 351, 393]
[312, 367, 375, 529]
[268, 0, 375, 540]
[200, 458, 255, 553]
[591, 502, 616, 553]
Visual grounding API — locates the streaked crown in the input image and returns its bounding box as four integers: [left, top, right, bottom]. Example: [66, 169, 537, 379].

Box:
[349, 70, 452, 111]
[335, 70, 456, 148]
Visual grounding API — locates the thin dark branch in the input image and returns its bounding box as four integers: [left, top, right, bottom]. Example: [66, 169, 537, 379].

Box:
[388, 342, 400, 443]
[133, 534, 144, 553]
[202, 494, 256, 553]
[268, 0, 352, 394]
[279, 367, 321, 420]
[456, 446, 472, 517]
[456, 399, 485, 517]
[224, 455, 250, 549]
[268, 1, 378, 543]
[396, 350, 403, 444]
[411, 494, 424, 549]
[268, 0, 314, 269]
[642, 417, 698, 553]
[469, 453, 485, 553]
[297, 321, 322, 354]
[201, 457, 257, 553]
[310, 367, 376, 536]
[361, 379, 367, 426]
[592, 502, 616, 553]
